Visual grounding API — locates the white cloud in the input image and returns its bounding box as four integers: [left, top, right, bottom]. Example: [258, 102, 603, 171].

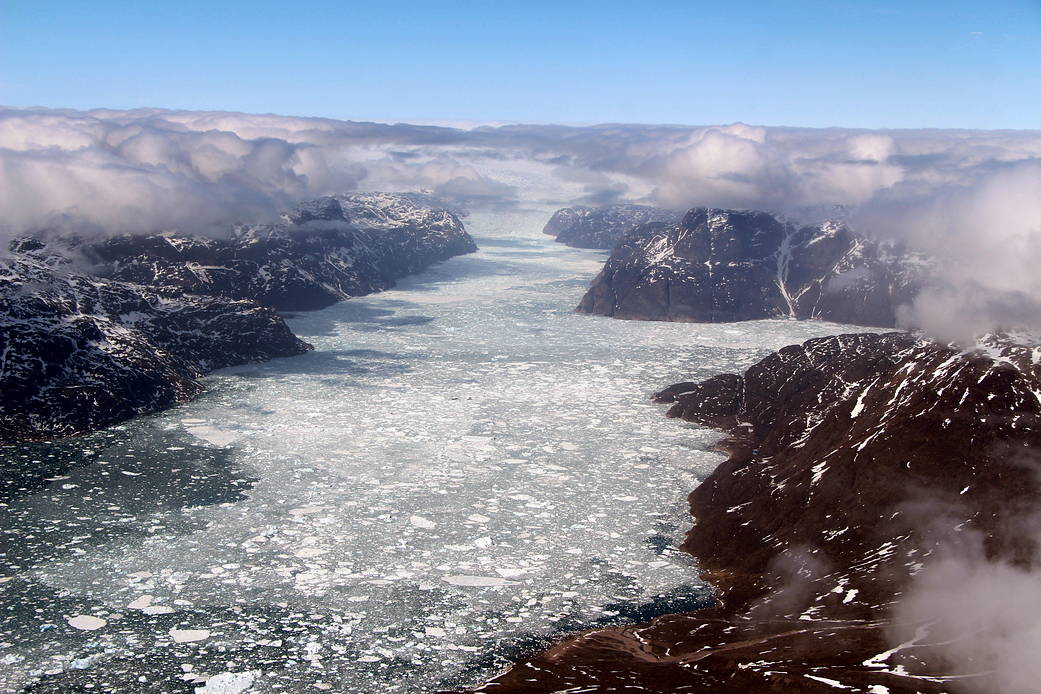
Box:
[2, 107, 1040, 337]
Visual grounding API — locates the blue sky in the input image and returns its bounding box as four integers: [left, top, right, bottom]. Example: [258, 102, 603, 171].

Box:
[2, 0, 1039, 128]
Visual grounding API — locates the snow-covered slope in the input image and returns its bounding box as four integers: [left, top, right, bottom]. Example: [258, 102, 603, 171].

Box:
[542, 204, 681, 249]
[0, 254, 310, 444]
[577, 207, 925, 327]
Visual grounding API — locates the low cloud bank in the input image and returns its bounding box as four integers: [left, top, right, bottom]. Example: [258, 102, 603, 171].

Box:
[892, 458, 1041, 694]
[1, 107, 1040, 338]
[859, 160, 1041, 341]
[895, 536, 1041, 693]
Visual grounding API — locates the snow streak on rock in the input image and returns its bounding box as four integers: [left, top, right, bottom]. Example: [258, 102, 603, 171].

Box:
[577, 207, 925, 328]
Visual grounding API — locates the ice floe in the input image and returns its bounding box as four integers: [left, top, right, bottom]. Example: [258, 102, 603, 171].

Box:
[67, 615, 107, 631]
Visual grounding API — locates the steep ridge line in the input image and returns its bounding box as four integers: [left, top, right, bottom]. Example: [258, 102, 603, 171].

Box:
[459, 331, 1041, 693]
[1, 193, 478, 444]
[576, 207, 925, 327]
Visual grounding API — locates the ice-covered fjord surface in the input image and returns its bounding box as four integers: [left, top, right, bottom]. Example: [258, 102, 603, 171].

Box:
[0, 205, 864, 693]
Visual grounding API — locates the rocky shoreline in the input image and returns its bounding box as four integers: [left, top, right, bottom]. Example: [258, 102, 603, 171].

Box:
[462, 331, 1041, 692]
[0, 254, 311, 445]
[0, 193, 477, 444]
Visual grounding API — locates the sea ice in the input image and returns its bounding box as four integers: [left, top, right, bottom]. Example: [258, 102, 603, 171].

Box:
[195, 671, 256, 694]
[4, 203, 865, 694]
[142, 605, 175, 615]
[127, 595, 154, 609]
[169, 628, 210, 643]
[409, 515, 436, 529]
[443, 575, 515, 587]
[67, 615, 107, 631]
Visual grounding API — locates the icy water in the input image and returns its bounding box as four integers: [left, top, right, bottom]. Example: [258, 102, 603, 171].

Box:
[0, 207, 861, 693]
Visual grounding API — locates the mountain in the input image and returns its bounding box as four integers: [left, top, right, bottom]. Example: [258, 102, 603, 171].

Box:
[0, 253, 310, 444]
[74, 192, 478, 311]
[467, 331, 1041, 693]
[576, 207, 926, 327]
[542, 204, 681, 249]
[1, 192, 477, 444]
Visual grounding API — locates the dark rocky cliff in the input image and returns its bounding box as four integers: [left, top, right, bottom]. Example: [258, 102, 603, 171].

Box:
[577, 207, 924, 327]
[1, 192, 477, 444]
[78, 192, 478, 311]
[465, 332, 1041, 693]
[0, 255, 310, 444]
[542, 204, 680, 249]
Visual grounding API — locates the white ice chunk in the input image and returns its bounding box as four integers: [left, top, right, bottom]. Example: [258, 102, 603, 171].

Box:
[67, 615, 106, 631]
[170, 628, 210, 643]
[194, 671, 256, 694]
[187, 426, 242, 447]
[142, 605, 176, 615]
[494, 568, 528, 578]
[128, 595, 154, 609]
[442, 575, 515, 587]
[288, 506, 327, 516]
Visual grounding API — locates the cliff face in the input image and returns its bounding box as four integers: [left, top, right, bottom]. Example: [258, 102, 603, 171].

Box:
[0, 255, 310, 444]
[576, 207, 924, 327]
[542, 204, 680, 249]
[467, 332, 1041, 693]
[77, 192, 478, 311]
[1, 192, 476, 444]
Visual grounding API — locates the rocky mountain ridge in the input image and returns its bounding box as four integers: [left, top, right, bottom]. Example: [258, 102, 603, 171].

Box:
[577, 207, 926, 327]
[71, 192, 478, 311]
[1, 193, 478, 444]
[542, 204, 681, 249]
[0, 254, 310, 444]
[466, 331, 1041, 692]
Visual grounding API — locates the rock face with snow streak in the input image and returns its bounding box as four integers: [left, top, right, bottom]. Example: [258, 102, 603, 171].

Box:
[0, 254, 311, 444]
[576, 207, 924, 327]
[468, 332, 1041, 693]
[81, 192, 478, 311]
[1, 193, 474, 444]
[542, 204, 681, 249]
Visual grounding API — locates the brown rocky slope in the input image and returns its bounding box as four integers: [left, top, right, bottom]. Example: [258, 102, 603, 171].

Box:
[460, 331, 1041, 693]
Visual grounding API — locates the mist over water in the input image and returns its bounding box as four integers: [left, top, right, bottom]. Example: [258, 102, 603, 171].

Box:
[0, 205, 862, 693]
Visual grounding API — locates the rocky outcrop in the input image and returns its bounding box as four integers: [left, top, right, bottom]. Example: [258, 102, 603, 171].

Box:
[542, 204, 680, 249]
[1, 192, 476, 444]
[577, 207, 925, 327]
[0, 255, 310, 444]
[76, 192, 478, 311]
[466, 332, 1041, 693]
